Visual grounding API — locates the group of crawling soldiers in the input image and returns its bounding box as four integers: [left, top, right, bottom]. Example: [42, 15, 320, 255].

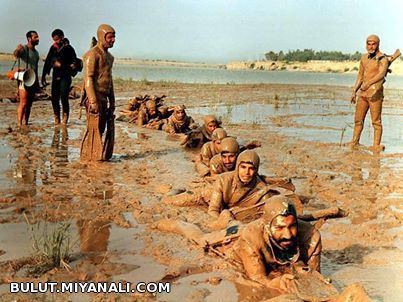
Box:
[120, 95, 369, 301]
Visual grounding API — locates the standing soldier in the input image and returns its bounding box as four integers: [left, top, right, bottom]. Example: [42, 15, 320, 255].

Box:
[42, 29, 78, 125]
[80, 24, 116, 161]
[13, 30, 40, 127]
[350, 35, 389, 151]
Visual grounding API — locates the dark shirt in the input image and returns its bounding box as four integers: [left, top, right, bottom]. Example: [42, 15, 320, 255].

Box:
[42, 43, 77, 79]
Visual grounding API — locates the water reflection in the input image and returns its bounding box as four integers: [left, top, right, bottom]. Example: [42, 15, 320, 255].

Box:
[13, 149, 37, 198]
[50, 126, 69, 178]
[77, 219, 111, 264]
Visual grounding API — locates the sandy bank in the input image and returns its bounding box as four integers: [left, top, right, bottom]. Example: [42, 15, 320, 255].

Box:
[226, 59, 403, 75]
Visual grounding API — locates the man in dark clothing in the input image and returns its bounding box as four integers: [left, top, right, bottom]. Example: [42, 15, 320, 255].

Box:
[42, 29, 77, 125]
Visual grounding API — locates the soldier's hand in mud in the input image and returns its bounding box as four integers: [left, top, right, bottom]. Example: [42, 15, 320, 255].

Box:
[89, 102, 99, 114]
[350, 94, 356, 104]
[279, 274, 295, 292]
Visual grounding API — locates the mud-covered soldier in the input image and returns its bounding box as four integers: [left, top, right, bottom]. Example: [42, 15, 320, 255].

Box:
[196, 128, 228, 176]
[13, 30, 40, 127]
[81, 24, 116, 160]
[350, 35, 389, 151]
[183, 115, 222, 148]
[137, 99, 164, 129]
[230, 196, 321, 291]
[42, 29, 78, 125]
[165, 105, 197, 134]
[208, 150, 268, 218]
[209, 137, 239, 176]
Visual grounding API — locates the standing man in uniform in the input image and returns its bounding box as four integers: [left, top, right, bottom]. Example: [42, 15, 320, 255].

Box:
[13, 30, 40, 127]
[42, 29, 78, 125]
[80, 24, 116, 161]
[350, 34, 389, 151]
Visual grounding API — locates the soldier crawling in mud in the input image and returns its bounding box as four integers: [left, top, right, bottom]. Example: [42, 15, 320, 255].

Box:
[165, 105, 198, 134]
[196, 128, 228, 176]
[209, 136, 240, 176]
[349, 34, 393, 152]
[80, 24, 116, 161]
[155, 196, 366, 301]
[137, 99, 165, 129]
[181, 115, 222, 148]
[164, 150, 301, 218]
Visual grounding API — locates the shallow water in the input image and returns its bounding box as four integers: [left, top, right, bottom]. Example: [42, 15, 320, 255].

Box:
[188, 101, 403, 155]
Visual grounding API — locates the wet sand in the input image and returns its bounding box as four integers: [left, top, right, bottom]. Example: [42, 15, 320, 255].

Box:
[0, 79, 402, 301]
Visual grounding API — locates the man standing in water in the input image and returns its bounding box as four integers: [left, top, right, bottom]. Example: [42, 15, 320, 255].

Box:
[13, 31, 40, 127]
[80, 24, 116, 161]
[349, 34, 389, 152]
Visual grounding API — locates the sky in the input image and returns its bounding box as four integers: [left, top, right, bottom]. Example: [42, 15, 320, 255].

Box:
[1, 0, 402, 63]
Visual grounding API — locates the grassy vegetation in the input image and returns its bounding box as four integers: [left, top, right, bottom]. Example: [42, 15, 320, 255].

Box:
[24, 214, 73, 275]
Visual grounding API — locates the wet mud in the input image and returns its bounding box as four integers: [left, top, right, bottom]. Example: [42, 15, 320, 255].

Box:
[0, 80, 402, 301]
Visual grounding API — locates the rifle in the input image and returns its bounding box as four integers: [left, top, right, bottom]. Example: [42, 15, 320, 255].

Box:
[386, 49, 401, 74]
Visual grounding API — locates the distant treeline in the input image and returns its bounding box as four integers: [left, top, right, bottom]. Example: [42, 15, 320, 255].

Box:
[264, 49, 362, 62]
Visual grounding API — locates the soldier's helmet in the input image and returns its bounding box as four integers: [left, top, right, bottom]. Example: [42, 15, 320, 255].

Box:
[220, 137, 239, 154]
[97, 24, 115, 48]
[261, 195, 297, 227]
[211, 128, 228, 141]
[235, 149, 260, 172]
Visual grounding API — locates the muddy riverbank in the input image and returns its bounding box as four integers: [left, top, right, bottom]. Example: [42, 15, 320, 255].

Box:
[0, 80, 402, 301]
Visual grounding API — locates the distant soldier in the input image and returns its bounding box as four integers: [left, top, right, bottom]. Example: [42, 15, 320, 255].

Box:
[13, 30, 40, 127]
[350, 35, 389, 151]
[137, 99, 165, 129]
[196, 128, 228, 176]
[165, 105, 197, 134]
[80, 24, 116, 161]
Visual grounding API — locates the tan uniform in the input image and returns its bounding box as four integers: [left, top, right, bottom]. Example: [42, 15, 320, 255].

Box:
[230, 219, 321, 283]
[352, 39, 389, 147]
[208, 170, 268, 217]
[165, 114, 196, 134]
[83, 39, 115, 134]
[210, 153, 229, 175]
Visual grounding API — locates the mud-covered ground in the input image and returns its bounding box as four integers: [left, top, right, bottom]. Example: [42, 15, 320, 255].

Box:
[0, 79, 402, 302]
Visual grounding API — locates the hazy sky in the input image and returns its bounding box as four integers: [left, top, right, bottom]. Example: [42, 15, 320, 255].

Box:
[1, 0, 402, 63]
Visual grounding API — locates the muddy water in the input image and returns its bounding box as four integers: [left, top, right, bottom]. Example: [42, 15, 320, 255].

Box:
[0, 82, 402, 301]
[188, 100, 403, 154]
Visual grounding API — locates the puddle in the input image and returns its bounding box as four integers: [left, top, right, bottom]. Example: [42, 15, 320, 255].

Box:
[189, 102, 403, 155]
[157, 272, 238, 302]
[0, 213, 144, 263]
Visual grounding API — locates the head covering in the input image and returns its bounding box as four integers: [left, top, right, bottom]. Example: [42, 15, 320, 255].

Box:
[145, 99, 157, 110]
[204, 115, 218, 126]
[211, 128, 227, 141]
[171, 104, 187, 125]
[261, 195, 297, 226]
[220, 137, 239, 154]
[235, 150, 260, 172]
[366, 34, 380, 44]
[97, 24, 115, 49]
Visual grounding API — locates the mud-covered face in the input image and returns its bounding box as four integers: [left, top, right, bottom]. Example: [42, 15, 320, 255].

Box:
[366, 40, 379, 55]
[148, 108, 157, 116]
[238, 162, 256, 183]
[175, 109, 185, 120]
[105, 32, 116, 49]
[206, 122, 217, 134]
[213, 139, 222, 152]
[222, 152, 237, 170]
[268, 215, 298, 250]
